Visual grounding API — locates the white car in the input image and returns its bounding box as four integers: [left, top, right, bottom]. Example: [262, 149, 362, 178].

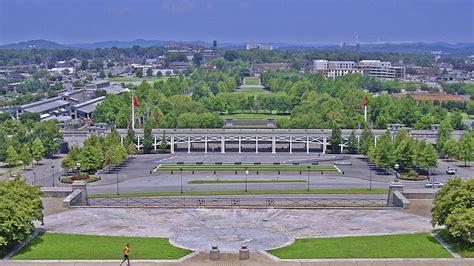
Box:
[446, 168, 456, 175]
[425, 182, 444, 188]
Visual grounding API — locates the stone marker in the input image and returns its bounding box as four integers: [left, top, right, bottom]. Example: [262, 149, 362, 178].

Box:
[239, 245, 249, 260]
[210, 245, 220, 261]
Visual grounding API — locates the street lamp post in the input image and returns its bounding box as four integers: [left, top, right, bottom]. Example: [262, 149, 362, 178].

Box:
[33, 172, 36, 185]
[307, 166, 310, 191]
[180, 168, 183, 194]
[76, 162, 81, 176]
[245, 167, 248, 192]
[51, 166, 55, 187]
[394, 163, 400, 182]
[369, 166, 372, 191]
[116, 167, 119, 195]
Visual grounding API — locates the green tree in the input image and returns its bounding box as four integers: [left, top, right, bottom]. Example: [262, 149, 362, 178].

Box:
[61, 155, 76, 172]
[375, 131, 395, 173]
[442, 138, 458, 161]
[146, 68, 153, 77]
[436, 117, 453, 152]
[143, 124, 153, 154]
[359, 127, 374, 157]
[19, 144, 32, 169]
[160, 131, 168, 152]
[193, 52, 203, 67]
[432, 178, 473, 244]
[331, 122, 342, 154]
[32, 138, 45, 164]
[99, 70, 106, 78]
[417, 143, 439, 176]
[457, 133, 473, 166]
[135, 68, 143, 78]
[347, 130, 358, 154]
[78, 145, 103, 172]
[6, 146, 19, 168]
[0, 179, 43, 251]
[30, 121, 63, 157]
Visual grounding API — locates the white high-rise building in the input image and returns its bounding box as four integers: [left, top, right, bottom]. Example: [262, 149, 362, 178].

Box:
[246, 43, 272, 51]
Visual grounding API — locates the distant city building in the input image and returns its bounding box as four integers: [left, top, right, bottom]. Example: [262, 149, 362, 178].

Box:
[312, 60, 362, 78]
[358, 60, 405, 79]
[246, 43, 273, 51]
[169, 61, 191, 71]
[392, 92, 471, 105]
[252, 63, 291, 74]
[312, 59, 405, 79]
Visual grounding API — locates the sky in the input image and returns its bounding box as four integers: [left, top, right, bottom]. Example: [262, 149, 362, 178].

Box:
[0, 0, 473, 45]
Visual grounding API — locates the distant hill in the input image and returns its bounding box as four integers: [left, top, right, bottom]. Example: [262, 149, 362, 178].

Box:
[0, 39, 66, 49]
[1, 39, 473, 56]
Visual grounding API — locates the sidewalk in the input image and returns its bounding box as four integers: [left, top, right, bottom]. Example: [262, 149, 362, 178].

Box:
[2, 252, 474, 266]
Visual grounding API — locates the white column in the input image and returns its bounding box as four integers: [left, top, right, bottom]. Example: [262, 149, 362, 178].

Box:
[187, 136, 191, 153]
[204, 136, 208, 153]
[120, 136, 124, 146]
[340, 143, 344, 154]
[153, 136, 157, 150]
[272, 136, 276, 154]
[306, 136, 310, 154]
[171, 136, 175, 153]
[137, 136, 140, 150]
[289, 136, 293, 154]
[323, 137, 327, 154]
[238, 136, 241, 154]
[221, 136, 225, 153]
[374, 136, 377, 147]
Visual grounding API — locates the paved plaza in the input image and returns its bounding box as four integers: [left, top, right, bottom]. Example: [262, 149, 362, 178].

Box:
[41, 208, 431, 252]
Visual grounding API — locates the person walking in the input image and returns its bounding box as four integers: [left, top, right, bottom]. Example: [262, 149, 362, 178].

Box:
[120, 243, 130, 266]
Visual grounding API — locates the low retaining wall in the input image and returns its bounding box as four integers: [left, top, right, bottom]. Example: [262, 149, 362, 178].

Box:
[393, 191, 410, 209]
[41, 187, 72, 198]
[403, 189, 438, 199]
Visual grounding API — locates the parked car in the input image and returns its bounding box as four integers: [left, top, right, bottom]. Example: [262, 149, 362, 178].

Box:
[425, 182, 444, 188]
[446, 168, 456, 175]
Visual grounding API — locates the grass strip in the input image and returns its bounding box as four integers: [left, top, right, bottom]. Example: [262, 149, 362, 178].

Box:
[188, 179, 306, 184]
[12, 233, 191, 260]
[90, 188, 388, 198]
[268, 233, 453, 259]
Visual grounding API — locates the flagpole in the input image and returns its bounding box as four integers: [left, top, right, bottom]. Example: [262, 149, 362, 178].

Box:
[364, 105, 367, 123]
[131, 89, 135, 130]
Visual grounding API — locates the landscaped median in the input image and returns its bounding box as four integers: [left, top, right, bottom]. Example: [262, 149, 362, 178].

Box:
[11, 233, 192, 260]
[89, 188, 388, 198]
[188, 179, 306, 184]
[156, 164, 338, 173]
[267, 233, 453, 259]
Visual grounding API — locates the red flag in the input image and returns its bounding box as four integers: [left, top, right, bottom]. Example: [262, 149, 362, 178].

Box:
[133, 96, 139, 109]
[363, 95, 368, 107]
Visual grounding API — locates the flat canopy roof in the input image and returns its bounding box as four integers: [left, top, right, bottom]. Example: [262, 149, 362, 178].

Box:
[23, 100, 70, 113]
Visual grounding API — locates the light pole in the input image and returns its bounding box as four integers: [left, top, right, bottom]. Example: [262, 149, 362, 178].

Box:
[116, 167, 119, 195]
[51, 166, 55, 187]
[369, 166, 372, 191]
[33, 172, 36, 185]
[180, 168, 183, 194]
[76, 162, 81, 175]
[394, 163, 400, 182]
[307, 166, 310, 191]
[245, 167, 248, 192]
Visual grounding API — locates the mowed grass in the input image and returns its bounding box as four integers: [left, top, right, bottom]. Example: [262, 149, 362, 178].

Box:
[89, 188, 388, 198]
[233, 87, 268, 96]
[109, 77, 168, 83]
[188, 179, 306, 184]
[437, 229, 474, 258]
[12, 233, 192, 260]
[156, 164, 337, 173]
[243, 77, 260, 85]
[268, 233, 452, 259]
[220, 113, 290, 121]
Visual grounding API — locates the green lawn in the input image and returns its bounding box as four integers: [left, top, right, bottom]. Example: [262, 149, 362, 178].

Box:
[109, 77, 168, 83]
[89, 188, 388, 198]
[156, 164, 337, 173]
[188, 179, 306, 184]
[437, 229, 474, 258]
[220, 113, 290, 121]
[268, 233, 452, 259]
[243, 77, 260, 85]
[12, 233, 192, 260]
[233, 87, 268, 96]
